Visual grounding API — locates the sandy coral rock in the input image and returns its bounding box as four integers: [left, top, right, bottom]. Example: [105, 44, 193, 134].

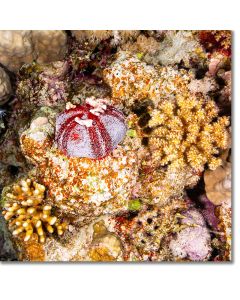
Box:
[20, 102, 138, 217]
[144, 31, 206, 67]
[169, 209, 212, 261]
[0, 67, 12, 105]
[31, 30, 67, 64]
[103, 51, 160, 106]
[21, 119, 138, 216]
[204, 152, 231, 206]
[0, 30, 34, 72]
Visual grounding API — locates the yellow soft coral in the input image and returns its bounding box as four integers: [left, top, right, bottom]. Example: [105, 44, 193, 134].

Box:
[2, 178, 67, 243]
[148, 96, 229, 171]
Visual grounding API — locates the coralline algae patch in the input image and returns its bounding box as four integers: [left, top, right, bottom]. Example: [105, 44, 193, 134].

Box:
[0, 30, 231, 262]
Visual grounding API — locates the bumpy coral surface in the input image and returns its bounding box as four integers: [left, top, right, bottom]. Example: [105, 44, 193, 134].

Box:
[0, 30, 68, 72]
[31, 30, 67, 64]
[0, 30, 34, 72]
[0, 30, 231, 262]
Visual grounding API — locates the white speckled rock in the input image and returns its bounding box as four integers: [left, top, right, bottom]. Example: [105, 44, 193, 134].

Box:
[0, 30, 68, 72]
[0, 67, 12, 104]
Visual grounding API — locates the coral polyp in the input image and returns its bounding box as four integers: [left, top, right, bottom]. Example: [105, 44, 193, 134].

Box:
[55, 97, 127, 159]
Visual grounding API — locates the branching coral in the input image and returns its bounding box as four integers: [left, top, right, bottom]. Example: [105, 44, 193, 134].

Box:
[2, 179, 67, 243]
[147, 97, 230, 171]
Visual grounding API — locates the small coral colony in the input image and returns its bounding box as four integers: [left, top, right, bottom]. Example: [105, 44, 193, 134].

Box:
[0, 30, 231, 262]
